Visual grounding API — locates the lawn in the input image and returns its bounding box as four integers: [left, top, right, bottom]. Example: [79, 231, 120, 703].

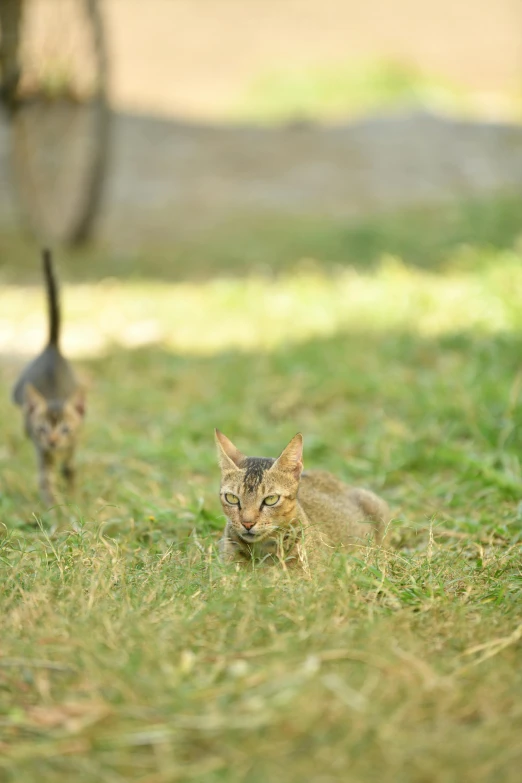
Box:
[0, 197, 521, 782]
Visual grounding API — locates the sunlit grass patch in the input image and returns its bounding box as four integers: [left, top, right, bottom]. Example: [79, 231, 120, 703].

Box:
[2, 250, 522, 359]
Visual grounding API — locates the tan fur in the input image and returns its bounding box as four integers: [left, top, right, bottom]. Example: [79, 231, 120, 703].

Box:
[215, 431, 389, 569]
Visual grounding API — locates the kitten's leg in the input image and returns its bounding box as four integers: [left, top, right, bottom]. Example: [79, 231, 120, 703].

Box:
[37, 448, 56, 505]
[61, 449, 76, 492]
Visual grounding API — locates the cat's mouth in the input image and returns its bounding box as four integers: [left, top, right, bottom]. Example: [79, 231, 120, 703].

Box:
[240, 529, 259, 541]
[239, 526, 277, 543]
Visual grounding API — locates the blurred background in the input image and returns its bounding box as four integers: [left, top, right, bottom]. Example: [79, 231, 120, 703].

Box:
[105, 0, 522, 121]
[0, 0, 521, 259]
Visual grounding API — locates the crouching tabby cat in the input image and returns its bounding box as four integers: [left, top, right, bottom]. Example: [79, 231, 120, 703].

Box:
[12, 250, 85, 505]
[215, 430, 389, 568]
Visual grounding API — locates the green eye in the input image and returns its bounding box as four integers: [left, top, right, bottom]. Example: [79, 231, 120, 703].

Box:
[224, 493, 240, 505]
[263, 495, 280, 507]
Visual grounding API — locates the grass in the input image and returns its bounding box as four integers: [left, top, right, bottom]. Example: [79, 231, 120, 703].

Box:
[1, 195, 522, 781]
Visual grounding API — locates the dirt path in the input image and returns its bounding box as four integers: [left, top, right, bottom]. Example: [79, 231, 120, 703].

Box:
[104, 0, 522, 118]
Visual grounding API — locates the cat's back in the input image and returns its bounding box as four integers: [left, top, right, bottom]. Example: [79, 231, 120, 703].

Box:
[298, 470, 389, 546]
[12, 345, 77, 405]
[298, 470, 368, 524]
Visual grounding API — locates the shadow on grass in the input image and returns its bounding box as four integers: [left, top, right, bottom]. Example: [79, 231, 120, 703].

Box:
[1, 193, 521, 285]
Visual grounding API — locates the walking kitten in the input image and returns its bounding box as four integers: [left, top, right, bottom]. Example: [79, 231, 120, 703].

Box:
[12, 250, 85, 504]
[215, 430, 389, 567]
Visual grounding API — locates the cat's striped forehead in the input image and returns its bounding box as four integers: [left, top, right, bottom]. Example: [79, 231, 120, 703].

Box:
[220, 456, 276, 495]
[217, 431, 303, 504]
[44, 400, 65, 423]
[242, 457, 275, 490]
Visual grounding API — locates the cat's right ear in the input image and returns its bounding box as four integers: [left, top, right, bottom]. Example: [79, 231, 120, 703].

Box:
[23, 384, 46, 414]
[215, 429, 246, 470]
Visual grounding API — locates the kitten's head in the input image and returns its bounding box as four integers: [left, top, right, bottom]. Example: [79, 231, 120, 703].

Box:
[24, 384, 85, 453]
[215, 430, 303, 543]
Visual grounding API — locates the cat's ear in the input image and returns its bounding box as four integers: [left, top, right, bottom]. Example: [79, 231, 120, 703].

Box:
[273, 433, 303, 476]
[67, 387, 86, 418]
[215, 429, 246, 470]
[23, 384, 46, 414]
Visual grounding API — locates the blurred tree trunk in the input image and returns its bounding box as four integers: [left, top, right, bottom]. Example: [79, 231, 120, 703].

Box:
[0, 0, 22, 104]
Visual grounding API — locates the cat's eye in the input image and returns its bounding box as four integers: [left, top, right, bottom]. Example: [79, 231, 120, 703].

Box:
[224, 493, 240, 505]
[37, 424, 48, 434]
[263, 495, 280, 506]
[61, 424, 70, 434]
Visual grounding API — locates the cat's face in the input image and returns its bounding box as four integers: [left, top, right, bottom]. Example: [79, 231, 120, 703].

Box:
[216, 430, 303, 544]
[24, 384, 85, 453]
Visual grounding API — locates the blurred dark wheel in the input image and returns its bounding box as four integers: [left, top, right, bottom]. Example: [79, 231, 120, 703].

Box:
[0, 0, 110, 245]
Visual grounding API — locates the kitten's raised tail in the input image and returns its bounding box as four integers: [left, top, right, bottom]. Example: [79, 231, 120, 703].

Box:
[43, 249, 60, 347]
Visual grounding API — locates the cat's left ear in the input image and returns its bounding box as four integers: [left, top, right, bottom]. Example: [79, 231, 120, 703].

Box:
[273, 433, 303, 477]
[68, 387, 86, 418]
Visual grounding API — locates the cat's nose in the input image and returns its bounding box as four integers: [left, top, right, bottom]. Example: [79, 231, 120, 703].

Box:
[241, 519, 256, 530]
